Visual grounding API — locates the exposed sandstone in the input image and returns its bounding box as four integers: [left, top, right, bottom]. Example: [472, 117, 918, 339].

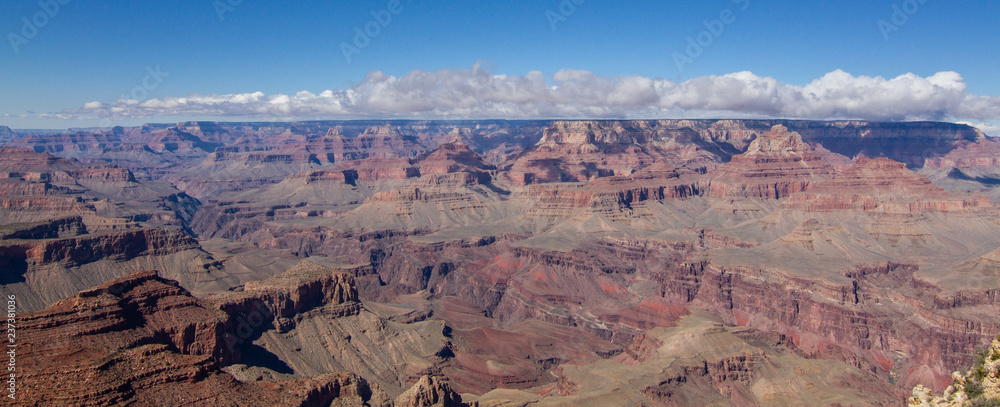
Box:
[707, 125, 835, 199]
[210, 260, 362, 332]
[394, 375, 466, 407]
[786, 157, 994, 214]
[416, 140, 495, 176]
[335, 158, 420, 181]
[523, 162, 705, 220]
[16, 269, 382, 406]
[0, 216, 87, 240]
[0, 228, 199, 268]
[17, 270, 237, 405]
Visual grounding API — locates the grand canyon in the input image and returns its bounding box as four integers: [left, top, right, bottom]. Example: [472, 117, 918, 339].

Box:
[2, 119, 999, 406]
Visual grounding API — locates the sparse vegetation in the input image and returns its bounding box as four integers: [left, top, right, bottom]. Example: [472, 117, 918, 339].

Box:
[973, 348, 991, 382]
[967, 380, 986, 400]
[911, 335, 1000, 406]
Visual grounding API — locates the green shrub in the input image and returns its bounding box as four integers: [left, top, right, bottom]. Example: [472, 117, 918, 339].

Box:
[973, 348, 991, 382]
[966, 380, 985, 400]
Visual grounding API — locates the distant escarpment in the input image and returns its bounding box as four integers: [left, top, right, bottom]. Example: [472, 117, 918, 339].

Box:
[0, 227, 198, 269]
[504, 120, 984, 187]
[0, 125, 16, 143]
[0, 147, 200, 232]
[786, 157, 993, 214]
[524, 163, 705, 220]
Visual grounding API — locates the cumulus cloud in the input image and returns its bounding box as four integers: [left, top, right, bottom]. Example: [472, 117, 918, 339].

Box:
[66, 65, 1000, 125]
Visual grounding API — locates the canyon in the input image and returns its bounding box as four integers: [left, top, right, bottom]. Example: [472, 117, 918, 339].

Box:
[2, 119, 999, 406]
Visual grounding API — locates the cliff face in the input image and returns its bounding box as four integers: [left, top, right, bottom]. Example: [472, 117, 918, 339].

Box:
[16, 270, 385, 406]
[19, 270, 241, 405]
[785, 120, 985, 169]
[416, 140, 495, 179]
[0, 125, 16, 143]
[0, 216, 87, 240]
[394, 375, 465, 407]
[337, 158, 421, 181]
[707, 125, 836, 199]
[7, 132, 125, 159]
[505, 120, 985, 187]
[910, 335, 1000, 406]
[0, 225, 222, 312]
[0, 147, 200, 233]
[22, 228, 198, 267]
[211, 260, 362, 332]
[786, 157, 993, 213]
[508, 120, 734, 186]
[523, 163, 705, 221]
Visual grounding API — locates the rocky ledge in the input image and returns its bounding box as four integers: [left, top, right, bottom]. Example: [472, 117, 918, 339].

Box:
[17, 266, 469, 406]
[910, 335, 1000, 406]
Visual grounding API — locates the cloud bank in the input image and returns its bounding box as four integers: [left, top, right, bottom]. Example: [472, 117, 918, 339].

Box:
[71, 65, 1000, 127]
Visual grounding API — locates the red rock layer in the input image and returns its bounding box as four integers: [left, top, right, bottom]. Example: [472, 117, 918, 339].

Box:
[335, 158, 420, 181]
[295, 169, 360, 185]
[317, 125, 425, 161]
[707, 125, 835, 199]
[0, 216, 86, 240]
[393, 375, 466, 407]
[417, 141, 494, 174]
[145, 128, 221, 153]
[924, 137, 1000, 170]
[9, 132, 125, 156]
[506, 122, 670, 186]
[210, 260, 362, 332]
[786, 157, 993, 213]
[666, 260, 1000, 390]
[524, 163, 704, 218]
[0, 228, 199, 268]
[16, 270, 379, 406]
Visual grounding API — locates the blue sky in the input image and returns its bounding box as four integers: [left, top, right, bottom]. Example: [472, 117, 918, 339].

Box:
[1, 0, 998, 133]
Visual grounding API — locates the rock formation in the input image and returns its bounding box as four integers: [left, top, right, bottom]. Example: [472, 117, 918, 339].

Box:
[394, 375, 465, 407]
[786, 157, 992, 213]
[0, 125, 16, 144]
[910, 335, 1000, 406]
[4, 119, 1000, 406]
[15, 270, 375, 406]
[707, 125, 835, 199]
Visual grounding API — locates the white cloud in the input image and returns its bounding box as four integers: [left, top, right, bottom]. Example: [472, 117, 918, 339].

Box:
[64, 65, 1000, 124]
